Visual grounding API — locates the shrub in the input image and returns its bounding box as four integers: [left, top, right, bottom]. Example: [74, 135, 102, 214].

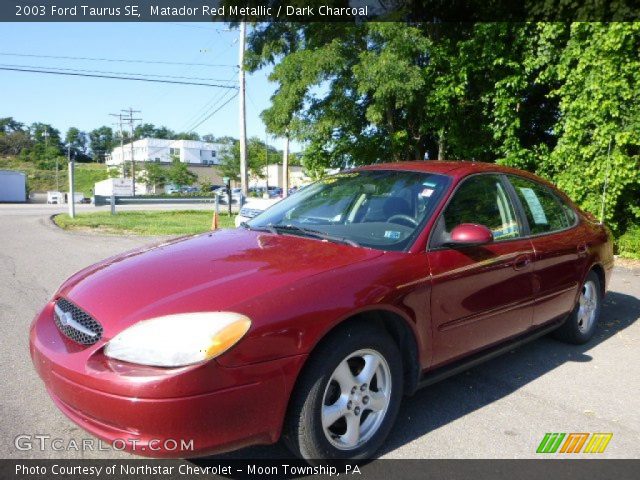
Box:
[617, 224, 640, 260]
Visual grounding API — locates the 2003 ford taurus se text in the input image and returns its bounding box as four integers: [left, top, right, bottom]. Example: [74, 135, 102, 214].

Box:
[30, 161, 613, 461]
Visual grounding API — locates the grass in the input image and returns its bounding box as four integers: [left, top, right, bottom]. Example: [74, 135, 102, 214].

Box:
[54, 210, 236, 236]
[0, 156, 109, 197]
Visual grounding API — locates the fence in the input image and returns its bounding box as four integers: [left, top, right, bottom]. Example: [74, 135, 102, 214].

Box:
[93, 195, 243, 214]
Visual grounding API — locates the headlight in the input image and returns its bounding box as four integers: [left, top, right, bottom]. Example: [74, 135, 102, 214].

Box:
[104, 312, 251, 367]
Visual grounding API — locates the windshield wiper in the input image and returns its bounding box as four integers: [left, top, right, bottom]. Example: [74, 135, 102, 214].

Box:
[268, 224, 359, 247]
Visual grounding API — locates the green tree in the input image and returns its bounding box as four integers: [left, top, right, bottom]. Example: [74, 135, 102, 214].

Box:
[141, 161, 167, 192]
[174, 132, 200, 141]
[134, 123, 160, 139]
[88, 126, 115, 162]
[65, 127, 91, 161]
[245, 22, 639, 234]
[219, 137, 282, 181]
[0, 117, 24, 133]
[154, 126, 175, 139]
[166, 157, 197, 187]
[17, 122, 62, 165]
[0, 117, 32, 155]
[245, 23, 518, 167]
[539, 23, 640, 233]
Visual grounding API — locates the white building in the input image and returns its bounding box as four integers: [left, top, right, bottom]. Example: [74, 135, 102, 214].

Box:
[265, 164, 309, 188]
[106, 138, 227, 166]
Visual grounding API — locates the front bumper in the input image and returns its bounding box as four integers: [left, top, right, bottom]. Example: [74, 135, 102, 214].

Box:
[30, 302, 307, 457]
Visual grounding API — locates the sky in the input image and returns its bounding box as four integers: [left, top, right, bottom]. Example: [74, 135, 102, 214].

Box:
[0, 22, 297, 150]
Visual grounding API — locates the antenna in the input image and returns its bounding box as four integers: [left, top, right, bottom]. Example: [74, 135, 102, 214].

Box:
[600, 138, 612, 224]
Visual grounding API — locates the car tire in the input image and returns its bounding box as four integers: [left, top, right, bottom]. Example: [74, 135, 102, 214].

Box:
[283, 323, 403, 462]
[553, 270, 602, 345]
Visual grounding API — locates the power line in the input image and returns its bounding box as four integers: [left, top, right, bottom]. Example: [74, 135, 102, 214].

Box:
[180, 89, 229, 131]
[182, 86, 236, 131]
[144, 32, 226, 106]
[0, 66, 239, 89]
[0, 51, 237, 68]
[0, 63, 237, 83]
[189, 92, 239, 132]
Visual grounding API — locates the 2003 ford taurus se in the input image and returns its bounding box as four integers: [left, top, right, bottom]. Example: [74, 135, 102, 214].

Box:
[30, 161, 613, 460]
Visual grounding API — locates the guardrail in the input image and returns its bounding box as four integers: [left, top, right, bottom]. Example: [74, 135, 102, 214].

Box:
[94, 195, 243, 214]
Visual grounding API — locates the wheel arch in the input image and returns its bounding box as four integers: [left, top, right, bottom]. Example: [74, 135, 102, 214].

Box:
[295, 308, 422, 401]
[587, 262, 606, 298]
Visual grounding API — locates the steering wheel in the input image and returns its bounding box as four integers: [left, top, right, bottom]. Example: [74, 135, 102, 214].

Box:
[387, 214, 418, 227]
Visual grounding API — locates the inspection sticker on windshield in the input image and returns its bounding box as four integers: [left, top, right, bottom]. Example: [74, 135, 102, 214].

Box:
[384, 230, 402, 240]
[420, 188, 434, 197]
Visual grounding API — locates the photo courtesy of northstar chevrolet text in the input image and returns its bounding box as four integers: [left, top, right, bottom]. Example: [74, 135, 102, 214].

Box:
[1, 1, 639, 479]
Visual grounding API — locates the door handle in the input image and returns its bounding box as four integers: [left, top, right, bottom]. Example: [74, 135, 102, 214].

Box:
[512, 254, 531, 271]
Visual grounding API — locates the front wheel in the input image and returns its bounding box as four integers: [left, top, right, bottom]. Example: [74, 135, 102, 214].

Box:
[553, 270, 602, 344]
[284, 324, 403, 461]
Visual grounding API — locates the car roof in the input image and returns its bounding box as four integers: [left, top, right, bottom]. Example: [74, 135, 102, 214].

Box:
[356, 160, 541, 181]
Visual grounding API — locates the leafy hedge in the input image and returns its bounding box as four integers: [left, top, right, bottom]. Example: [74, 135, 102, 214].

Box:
[617, 224, 640, 260]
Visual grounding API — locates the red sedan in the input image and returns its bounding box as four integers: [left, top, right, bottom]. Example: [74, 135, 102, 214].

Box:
[30, 161, 613, 461]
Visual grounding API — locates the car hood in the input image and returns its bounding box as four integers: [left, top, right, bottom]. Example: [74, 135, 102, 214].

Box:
[58, 228, 383, 337]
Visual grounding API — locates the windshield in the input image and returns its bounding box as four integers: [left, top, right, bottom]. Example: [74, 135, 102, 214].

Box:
[247, 170, 450, 251]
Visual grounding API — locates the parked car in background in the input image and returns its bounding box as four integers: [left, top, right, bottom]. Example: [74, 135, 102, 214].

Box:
[234, 197, 280, 227]
[46, 191, 64, 204]
[267, 187, 283, 198]
[30, 161, 613, 462]
[213, 187, 243, 204]
[249, 186, 266, 197]
[164, 185, 180, 195]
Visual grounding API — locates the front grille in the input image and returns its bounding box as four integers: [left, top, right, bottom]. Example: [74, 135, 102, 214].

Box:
[53, 298, 103, 345]
[240, 207, 262, 218]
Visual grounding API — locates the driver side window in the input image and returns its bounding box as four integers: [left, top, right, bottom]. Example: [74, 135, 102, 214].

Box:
[432, 174, 521, 247]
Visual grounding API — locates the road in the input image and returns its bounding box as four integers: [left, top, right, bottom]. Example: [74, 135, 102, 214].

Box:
[1, 203, 639, 459]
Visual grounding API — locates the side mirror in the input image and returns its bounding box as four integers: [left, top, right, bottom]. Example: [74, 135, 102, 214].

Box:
[446, 223, 493, 247]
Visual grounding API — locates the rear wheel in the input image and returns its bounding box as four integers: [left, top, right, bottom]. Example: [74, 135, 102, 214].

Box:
[553, 271, 602, 344]
[284, 324, 403, 461]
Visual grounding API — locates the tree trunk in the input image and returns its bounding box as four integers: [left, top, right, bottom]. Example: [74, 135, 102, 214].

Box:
[437, 128, 446, 160]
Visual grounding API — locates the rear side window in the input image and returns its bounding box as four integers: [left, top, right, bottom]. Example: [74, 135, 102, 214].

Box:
[508, 176, 571, 234]
[433, 174, 521, 246]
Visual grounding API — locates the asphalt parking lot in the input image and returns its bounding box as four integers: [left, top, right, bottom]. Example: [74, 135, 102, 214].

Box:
[1, 204, 639, 459]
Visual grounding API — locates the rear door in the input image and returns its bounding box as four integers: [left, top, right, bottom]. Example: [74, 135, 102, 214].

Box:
[506, 175, 582, 326]
[428, 174, 535, 366]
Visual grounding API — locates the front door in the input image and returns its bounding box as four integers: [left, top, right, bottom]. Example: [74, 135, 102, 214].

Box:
[428, 174, 535, 367]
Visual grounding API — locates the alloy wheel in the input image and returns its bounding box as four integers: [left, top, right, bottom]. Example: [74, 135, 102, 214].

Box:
[321, 349, 392, 450]
[577, 280, 598, 333]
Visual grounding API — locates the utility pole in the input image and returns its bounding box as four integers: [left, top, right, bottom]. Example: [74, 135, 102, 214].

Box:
[282, 133, 289, 198]
[121, 108, 142, 196]
[67, 144, 75, 218]
[110, 113, 126, 178]
[238, 21, 248, 197]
